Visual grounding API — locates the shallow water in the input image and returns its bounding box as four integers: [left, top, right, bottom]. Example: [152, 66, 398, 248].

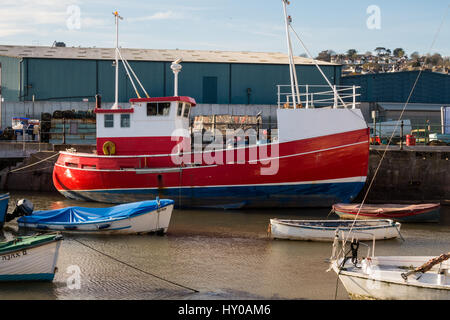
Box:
[1, 191, 449, 300]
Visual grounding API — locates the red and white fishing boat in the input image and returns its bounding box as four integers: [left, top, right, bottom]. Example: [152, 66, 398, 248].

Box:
[52, 5, 370, 209]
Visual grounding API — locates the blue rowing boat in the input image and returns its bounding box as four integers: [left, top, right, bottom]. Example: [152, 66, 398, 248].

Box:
[17, 199, 174, 234]
[0, 193, 10, 228]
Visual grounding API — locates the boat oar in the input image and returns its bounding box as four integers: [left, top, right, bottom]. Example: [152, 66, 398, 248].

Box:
[401, 252, 450, 280]
[394, 223, 405, 242]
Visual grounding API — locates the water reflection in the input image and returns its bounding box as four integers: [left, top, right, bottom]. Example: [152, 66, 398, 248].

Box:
[0, 191, 448, 300]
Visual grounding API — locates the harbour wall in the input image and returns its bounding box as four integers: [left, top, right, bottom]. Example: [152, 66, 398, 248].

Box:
[1, 144, 449, 205]
[360, 145, 450, 204]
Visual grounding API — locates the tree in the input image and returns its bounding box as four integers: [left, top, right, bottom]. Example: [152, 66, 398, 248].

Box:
[346, 49, 358, 60]
[393, 48, 405, 57]
[374, 47, 386, 56]
[316, 50, 335, 62]
[410, 51, 420, 60]
[428, 53, 443, 66]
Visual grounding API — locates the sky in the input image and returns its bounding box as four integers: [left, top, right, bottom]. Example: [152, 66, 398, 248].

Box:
[0, 0, 448, 57]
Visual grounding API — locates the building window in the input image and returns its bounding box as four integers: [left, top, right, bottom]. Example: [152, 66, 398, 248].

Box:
[104, 114, 114, 128]
[183, 104, 190, 118]
[147, 102, 171, 116]
[120, 114, 130, 127]
[177, 102, 183, 116]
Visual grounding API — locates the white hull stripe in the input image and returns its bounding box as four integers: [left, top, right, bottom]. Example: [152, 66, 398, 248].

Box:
[61, 176, 367, 192]
[55, 140, 368, 173]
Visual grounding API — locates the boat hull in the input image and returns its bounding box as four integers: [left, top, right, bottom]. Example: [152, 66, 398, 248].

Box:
[337, 272, 450, 300]
[19, 204, 173, 235]
[0, 239, 61, 281]
[333, 204, 441, 223]
[270, 219, 400, 241]
[333, 257, 450, 300]
[53, 128, 370, 208]
[0, 193, 9, 228]
[58, 181, 366, 209]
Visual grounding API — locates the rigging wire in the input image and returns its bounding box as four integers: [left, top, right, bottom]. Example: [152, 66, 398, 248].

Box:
[288, 25, 349, 109]
[340, 3, 450, 248]
[331, 4, 450, 299]
[116, 48, 141, 98]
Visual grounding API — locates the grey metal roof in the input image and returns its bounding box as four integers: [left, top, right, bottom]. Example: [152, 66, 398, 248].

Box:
[0, 45, 337, 66]
[378, 102, 450, 111]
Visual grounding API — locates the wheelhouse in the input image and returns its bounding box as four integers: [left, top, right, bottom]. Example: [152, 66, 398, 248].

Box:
[94, 96, 196, 155]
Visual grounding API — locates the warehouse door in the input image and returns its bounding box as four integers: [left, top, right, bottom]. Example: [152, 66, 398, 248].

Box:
[203, 76, 218, 104]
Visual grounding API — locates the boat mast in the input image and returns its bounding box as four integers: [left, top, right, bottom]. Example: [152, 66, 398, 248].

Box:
[282, 0, 300, 108]
[113, 11, 123, 109]
[171, 58, 183, 97]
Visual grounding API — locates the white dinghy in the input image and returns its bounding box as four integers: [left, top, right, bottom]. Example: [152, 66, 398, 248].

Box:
[269, 219, 402, 241]
[329, 233, 450, 299]
[0, 233, 63, 281]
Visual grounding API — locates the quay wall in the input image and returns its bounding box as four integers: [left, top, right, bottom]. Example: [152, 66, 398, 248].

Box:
[360, 145, 450, 204]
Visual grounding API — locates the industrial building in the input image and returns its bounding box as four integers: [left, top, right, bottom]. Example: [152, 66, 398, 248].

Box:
[341, 71, 450, 104]
[0, 45, 341, 105]
[341, 71, 450, 129]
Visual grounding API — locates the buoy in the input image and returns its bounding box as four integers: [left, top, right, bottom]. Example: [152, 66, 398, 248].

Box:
[103, 141, 116, 155]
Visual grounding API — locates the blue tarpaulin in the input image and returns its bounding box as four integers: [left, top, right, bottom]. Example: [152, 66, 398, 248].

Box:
[18, 199, 174, 225]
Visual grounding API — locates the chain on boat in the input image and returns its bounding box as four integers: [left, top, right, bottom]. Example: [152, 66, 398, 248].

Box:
[401, 252, 450, 280]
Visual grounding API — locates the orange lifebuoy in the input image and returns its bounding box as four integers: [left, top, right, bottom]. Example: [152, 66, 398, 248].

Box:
[102, 141, 116, 155]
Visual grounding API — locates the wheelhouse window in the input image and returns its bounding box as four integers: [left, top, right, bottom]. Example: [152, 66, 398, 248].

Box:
[183, 104, 190, 118]
[120, 114, 130, 127]
[147, 102, 171, 116]
[158, 103, 171, 116]
[177, 102, 183, 116]
[104, 114, 114, 128]
[147, 103, 157, 116]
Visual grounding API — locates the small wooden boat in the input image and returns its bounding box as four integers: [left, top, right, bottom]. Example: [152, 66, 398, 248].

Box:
[17, 199, 174, 235]
[0, 193, 10, 228]
[0, 233, 63, 281]
[333, 203, 440, 222]
[269, 219, 401, 241]
[332, 254, 450, 300]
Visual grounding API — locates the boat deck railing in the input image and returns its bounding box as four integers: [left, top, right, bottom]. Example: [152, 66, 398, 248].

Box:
[277, 84, 361, 109]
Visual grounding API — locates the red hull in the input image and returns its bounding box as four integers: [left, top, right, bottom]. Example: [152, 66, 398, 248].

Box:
[333, 203, 441, 222]
[53, 129, 369, 208]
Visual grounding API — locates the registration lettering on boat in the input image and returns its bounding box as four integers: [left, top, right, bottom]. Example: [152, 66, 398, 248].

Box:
[1, 250, 27, 261]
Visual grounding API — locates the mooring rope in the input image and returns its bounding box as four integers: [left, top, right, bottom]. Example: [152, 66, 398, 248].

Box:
[72, 238, 199, 293]
[8, 165, 55, 175]
[8, 152, 59, 173]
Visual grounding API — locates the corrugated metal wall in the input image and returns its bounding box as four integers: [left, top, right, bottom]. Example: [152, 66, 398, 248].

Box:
[0, 56, 21, 101]
[10, 57, 340, 104]
[341, 71, 450, 104]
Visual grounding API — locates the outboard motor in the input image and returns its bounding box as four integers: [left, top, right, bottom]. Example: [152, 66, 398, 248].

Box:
[6, 199, 34, 222]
